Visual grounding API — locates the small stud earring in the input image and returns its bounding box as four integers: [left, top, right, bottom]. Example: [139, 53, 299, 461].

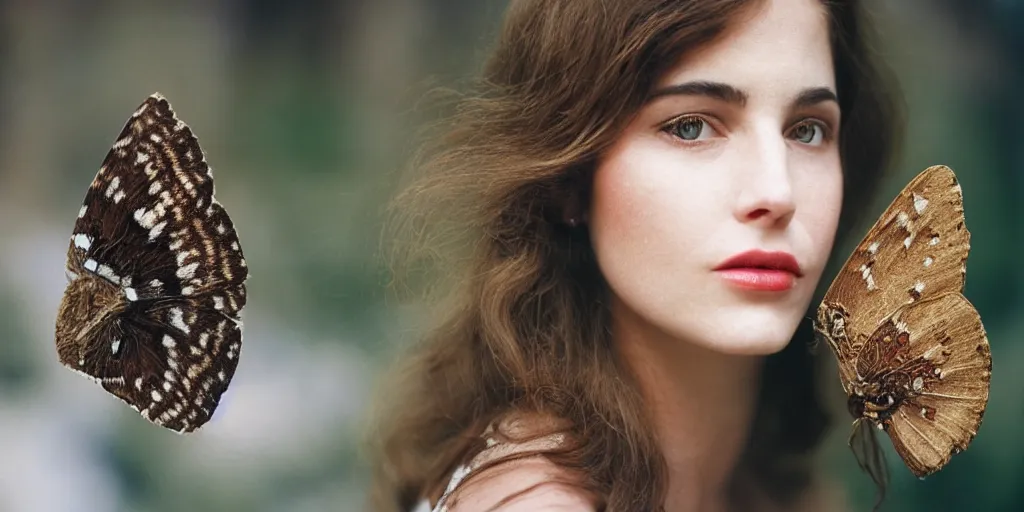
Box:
[567, 217, 579, 228]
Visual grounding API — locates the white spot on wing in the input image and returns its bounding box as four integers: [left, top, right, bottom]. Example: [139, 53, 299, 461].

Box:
[105, 176, 121, 198]
[177, 262, 200, 280]
[78, 205, 88, 218]
[897, 211, 910, 228]
[162, 334, 177, 348]
[134, 207, 158, 229]
[169, 308, 190, 334]
[73, 233, 92, 251]
[84, 259, 98, 272]
[858, 263, 877, 291]
[924, 257, 933, 267]
[111, 338, 121, 354]
[867, 241, 879, 254]
[913, 193, 928, 214]
[125, 287, 138, 301]
[149, 221, 167, 241]
[96, 264, 121, 284]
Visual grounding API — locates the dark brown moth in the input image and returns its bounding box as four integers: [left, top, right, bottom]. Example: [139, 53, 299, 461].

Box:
[814, 165, 991, 482]
[55, 93, 248, 433]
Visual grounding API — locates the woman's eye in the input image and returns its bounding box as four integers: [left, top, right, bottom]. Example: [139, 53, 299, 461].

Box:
[664, 116, 715, 142]
[790, 121, 827, 146]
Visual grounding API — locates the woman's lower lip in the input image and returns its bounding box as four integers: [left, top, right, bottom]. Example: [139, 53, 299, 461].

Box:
[715, 268, 796, 291]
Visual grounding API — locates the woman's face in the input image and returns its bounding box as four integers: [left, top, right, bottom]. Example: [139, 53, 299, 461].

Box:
[589, 0, 842, 356]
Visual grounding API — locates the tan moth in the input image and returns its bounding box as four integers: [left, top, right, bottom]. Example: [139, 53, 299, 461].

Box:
[814, 165, 991, 483]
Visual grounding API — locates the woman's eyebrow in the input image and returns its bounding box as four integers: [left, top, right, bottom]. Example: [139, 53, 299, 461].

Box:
[650, 80, 748, 106]
[790, 86, 839, 110]
[649, 80, 839, 110]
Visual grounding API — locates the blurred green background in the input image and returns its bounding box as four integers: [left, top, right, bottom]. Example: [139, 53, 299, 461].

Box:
[0, 1, 1020, 511]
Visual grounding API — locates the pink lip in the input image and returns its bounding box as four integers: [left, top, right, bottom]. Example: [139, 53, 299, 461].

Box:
[713, 250, 802, 292]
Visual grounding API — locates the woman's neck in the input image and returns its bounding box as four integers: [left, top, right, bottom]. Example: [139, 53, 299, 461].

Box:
[611, 297, 765, 512]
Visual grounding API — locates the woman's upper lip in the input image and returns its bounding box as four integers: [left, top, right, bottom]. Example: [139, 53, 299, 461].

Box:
[713, 249, 803, 277]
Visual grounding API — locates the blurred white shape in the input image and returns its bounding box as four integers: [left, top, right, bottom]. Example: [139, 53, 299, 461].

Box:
[174, 316, 373, 479]
[0, 402, 121, 512]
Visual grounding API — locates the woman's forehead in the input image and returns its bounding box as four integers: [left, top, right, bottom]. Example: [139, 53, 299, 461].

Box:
[654, 0, 835, 94]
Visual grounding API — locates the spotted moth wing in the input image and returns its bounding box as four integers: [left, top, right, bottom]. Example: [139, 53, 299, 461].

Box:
[856, 293, 991, 478]
[816, 165, 970, 390]
[55, 93, 247, 433]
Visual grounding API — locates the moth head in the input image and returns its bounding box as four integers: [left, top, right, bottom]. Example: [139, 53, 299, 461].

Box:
[814, 302, 850, 346]
[847, 393, 866, 419]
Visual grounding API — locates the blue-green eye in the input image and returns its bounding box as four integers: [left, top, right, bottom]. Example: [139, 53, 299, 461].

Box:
[665, 115, 712, 141]
[790, 121, 826, 145]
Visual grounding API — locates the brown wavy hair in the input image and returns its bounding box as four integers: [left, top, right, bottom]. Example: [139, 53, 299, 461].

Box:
[366, 1, 905, 510]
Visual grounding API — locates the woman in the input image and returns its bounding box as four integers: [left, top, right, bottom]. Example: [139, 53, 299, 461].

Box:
[368, 0, 904, 510]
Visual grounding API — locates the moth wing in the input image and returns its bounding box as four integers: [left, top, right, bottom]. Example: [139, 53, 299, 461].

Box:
[66, 94, 248, 306]
[821, 165, 970, 362]
[57, 94, 247, 433]
[881, 293, 991, 477]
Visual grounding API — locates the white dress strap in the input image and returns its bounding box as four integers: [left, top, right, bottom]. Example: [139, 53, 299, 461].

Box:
[416, 418, 568, 512]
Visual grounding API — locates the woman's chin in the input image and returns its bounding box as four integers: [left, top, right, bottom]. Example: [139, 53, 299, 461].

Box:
[662, 316, 801, 357]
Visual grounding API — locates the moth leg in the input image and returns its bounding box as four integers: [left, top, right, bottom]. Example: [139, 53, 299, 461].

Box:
[848, 418, 890, 510]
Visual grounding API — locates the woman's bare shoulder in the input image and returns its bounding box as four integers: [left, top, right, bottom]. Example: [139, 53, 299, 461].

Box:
[442, 411, 597, 511]
[445, 455, 597, 512]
